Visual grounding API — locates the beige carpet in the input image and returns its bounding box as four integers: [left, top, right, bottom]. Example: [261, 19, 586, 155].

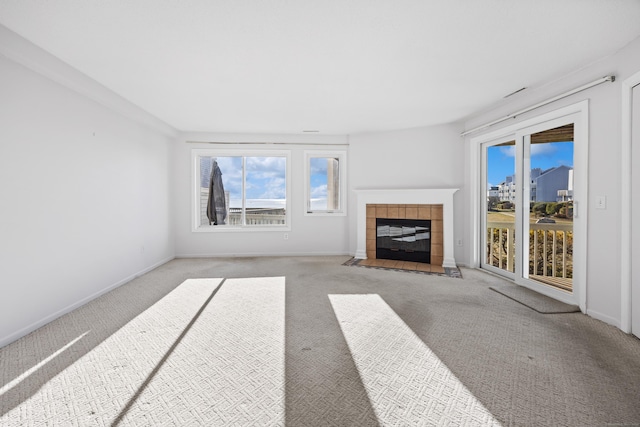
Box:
[1, 256, 639, 426]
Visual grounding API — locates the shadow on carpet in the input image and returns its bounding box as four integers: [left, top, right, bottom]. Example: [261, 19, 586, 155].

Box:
[490, 284, 580, 314]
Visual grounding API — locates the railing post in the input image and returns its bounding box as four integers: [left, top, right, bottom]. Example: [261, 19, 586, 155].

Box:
[498, 229, 503, 269]
[533, 230, 538, 275]
[506, 227, 513, 272]
[562, 231, 567, 279]
[543, 230, 548, 277]
[552, 231, 557, 278]
[488, 228, 493, 266]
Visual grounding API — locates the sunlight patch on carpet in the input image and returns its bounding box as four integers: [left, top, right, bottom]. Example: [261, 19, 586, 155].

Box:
[329, 294, 501, 426]
[120, 276, 286, 425]
[1, 277, 286, 426]
[0, 331, 89, 397]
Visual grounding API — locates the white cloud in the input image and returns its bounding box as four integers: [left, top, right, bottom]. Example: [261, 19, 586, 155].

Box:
[246, 157, 286, 179]
[311, 184, 327, 198]
[499, 146, 515, 157]
[310, 158, 329, 175]
[499, 143, 557, 157]
[531, 143, 557, 156]
[257, 177, 286, 199]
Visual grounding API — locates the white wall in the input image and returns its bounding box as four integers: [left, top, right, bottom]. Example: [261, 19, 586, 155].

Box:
[347, 124, 465, 260]
[461, 36, 640, 328]
[0, 34, 176, 347]
[174, 132, 350, 257]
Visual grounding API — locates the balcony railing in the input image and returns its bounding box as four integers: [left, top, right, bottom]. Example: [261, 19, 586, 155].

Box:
[200, 188, 285, 226]
[487, 221, 573, 291]
[226, 212, 286, 225]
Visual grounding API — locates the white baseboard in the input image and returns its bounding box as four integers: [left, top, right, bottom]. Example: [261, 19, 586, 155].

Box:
[0, 255, 175, 349]
[175, 252, 352, 258]
[585, 308, 621, 330]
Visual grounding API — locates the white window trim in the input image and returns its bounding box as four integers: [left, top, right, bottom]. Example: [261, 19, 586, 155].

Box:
[303, 150, 347, 216]
[191, 148, 291, 232]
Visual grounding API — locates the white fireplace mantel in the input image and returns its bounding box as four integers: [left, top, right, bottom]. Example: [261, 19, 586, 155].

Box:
[354, 188, 459, 268]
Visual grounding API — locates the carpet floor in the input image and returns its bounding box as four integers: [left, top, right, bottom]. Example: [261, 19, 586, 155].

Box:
[1, 256, 639, 426]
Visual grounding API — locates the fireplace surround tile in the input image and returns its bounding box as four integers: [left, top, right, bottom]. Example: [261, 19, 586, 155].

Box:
[405, 206, 418, 219]
[416, 263, 431, 272]
[367, 203, 443, 265]
[431, 244, 443, 257]
[366, 217, 375, 231]
[431, 255, 444, 266]
[432, 205, 443, 220]
[366, 237, 375, 251]
[431, 264, 445, 273]
[366, 205, 375, 218]
[399, 261, 418, 271]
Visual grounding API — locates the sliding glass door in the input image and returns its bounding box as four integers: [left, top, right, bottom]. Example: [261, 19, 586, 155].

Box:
[520, 123, 574, 292]
[482, 114, 580, 303]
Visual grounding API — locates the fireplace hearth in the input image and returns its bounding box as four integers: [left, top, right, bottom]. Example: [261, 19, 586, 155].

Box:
[376, 218, 431, 263]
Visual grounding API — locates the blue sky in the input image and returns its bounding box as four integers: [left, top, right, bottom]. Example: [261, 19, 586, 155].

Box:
[202, 156, 332, 209]
[309, 157, 330, 209]
[487, 141, 574, 187]
[202, 156, 288, 208]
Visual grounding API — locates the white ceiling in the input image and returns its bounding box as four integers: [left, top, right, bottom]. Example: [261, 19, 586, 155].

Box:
[1, 1, 640, 135]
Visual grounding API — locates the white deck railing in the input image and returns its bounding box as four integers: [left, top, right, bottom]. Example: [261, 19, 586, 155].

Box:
[200, 189, 285, 226]
[227, 213, 285, 225]
[487, 221, 573, 281]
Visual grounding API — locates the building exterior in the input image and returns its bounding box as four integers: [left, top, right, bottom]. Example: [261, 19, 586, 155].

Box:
[487, 186, 499, 199]
[535, 165, 573, 202]
[498, 175, 516, 202]
[496, 166, 573, 203]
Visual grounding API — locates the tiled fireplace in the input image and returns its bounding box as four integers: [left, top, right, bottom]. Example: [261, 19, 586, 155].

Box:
[354, 188, 458, 268]
[367, 204, 442, 266]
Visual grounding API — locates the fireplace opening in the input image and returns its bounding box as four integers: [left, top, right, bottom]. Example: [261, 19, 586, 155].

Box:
[376, 218, 431, 263]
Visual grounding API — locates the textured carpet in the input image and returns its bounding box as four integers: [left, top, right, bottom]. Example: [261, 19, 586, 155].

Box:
[490, 284, 581, 314]
[1, 257, 639, 426]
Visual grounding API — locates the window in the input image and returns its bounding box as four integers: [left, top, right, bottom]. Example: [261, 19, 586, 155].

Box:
[304, 151, 347, 215]
[192, 149, 291, 231]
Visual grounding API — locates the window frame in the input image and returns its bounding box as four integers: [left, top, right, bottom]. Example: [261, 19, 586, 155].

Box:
[191, 148, 291, 232]
[303, 150, 347, 216]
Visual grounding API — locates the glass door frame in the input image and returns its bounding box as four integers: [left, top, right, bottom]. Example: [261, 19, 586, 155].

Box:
[515, 115, 579, 305]
[480, 134, 517, 280]
[470, 101, 588, 311]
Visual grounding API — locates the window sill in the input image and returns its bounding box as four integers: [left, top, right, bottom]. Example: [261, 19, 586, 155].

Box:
[304, 211, 347, 217]
[193, 225, 291, 233]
